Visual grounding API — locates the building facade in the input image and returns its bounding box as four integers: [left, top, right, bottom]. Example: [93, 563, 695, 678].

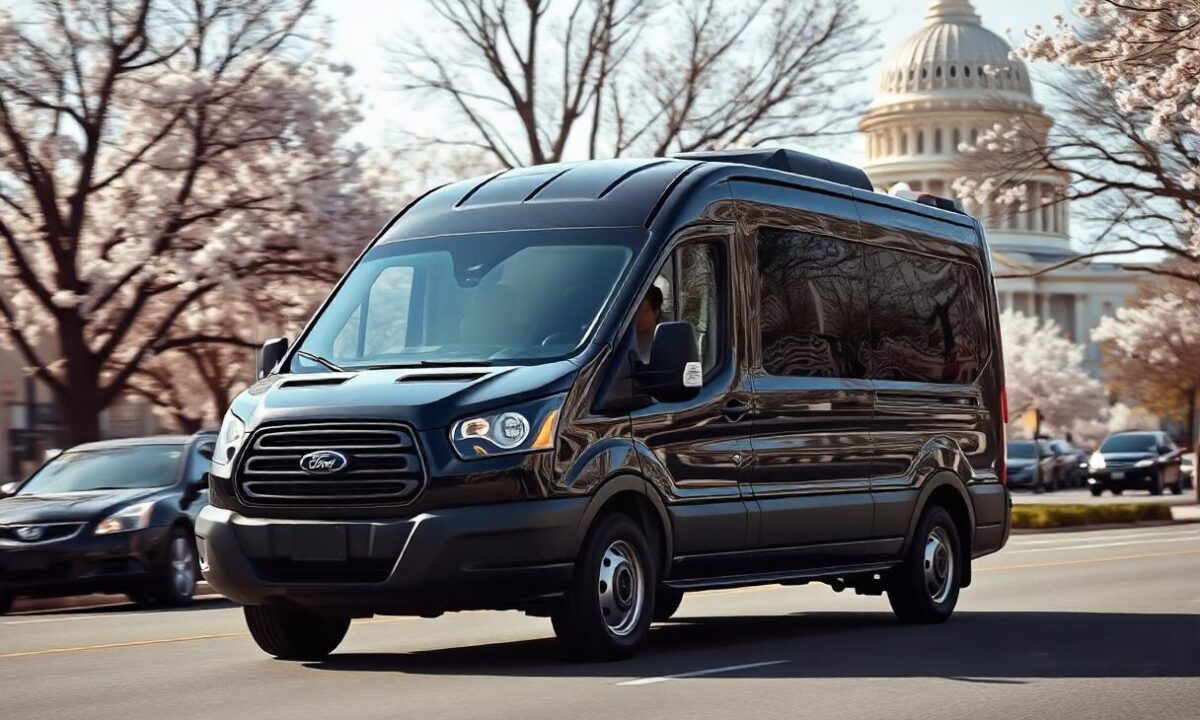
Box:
[859, 0, 1138, 371]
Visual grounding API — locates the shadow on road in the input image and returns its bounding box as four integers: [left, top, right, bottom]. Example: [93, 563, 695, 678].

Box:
[305, 611, 1200, 680]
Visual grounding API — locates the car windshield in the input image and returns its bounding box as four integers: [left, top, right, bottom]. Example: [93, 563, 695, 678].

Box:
[1100, 434, 1157, 453]
[1008, 441, 1036, 459]
[18, 445, 184, 495]
[291, 229, 640, 371]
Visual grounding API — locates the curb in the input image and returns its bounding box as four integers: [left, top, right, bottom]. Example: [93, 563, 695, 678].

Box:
[1012, 518, 1199, 535]
[10, 583, 216, 615]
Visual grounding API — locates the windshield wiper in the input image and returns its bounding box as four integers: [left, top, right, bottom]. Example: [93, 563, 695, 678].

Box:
[296, 350, 345, 373]
[366, 360, 494, 369]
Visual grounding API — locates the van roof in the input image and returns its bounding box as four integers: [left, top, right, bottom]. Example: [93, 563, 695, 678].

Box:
[387, 152, 979, 241]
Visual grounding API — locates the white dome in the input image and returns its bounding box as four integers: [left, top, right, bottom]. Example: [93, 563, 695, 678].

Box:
[876, 0, 1032, 101]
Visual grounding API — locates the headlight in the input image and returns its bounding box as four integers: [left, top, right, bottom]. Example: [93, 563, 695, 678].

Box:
[95, 502, 154, 535]
[211, 411, 247, 479]
[1135, 458, 1155, 468]
[1088, 453, 1106, 470]
[451, 395, 564, 460]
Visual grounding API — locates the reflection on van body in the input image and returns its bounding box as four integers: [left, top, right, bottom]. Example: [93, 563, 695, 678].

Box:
[196, 149, 1010, 662]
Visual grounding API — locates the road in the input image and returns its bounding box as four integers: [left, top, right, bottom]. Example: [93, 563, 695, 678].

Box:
[3, 524, 1199, 720]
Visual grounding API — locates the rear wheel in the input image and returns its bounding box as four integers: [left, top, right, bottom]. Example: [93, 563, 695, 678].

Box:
[887, 506, 961, 624]
[551, 513, 656, 661]
[1111, 488, 1124, 496]
[244, 605, 351, 660]
[1149, 473, 1164, 496]
[1170, 480, 1183, 495]
[653, 586, 684, 622]
[1089, 486, 1103, 497]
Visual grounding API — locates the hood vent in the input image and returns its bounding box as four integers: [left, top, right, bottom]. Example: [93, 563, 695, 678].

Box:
[278, 376, 350, 389]
[395, 372, 488, 384]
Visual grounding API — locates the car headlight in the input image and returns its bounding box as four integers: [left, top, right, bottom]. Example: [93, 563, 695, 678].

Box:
[95, 502, 155, 535]
[1089, 453, 1106, 470]
[211, 411, 247, 479]
[451, 395, 564, 460]
[1135, 458, 1155, 468]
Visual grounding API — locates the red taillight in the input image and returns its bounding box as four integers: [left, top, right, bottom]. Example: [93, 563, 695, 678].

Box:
[999, 384, 1008, 486]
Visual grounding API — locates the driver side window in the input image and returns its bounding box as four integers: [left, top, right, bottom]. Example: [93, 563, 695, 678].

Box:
[643, 241, 724, 375]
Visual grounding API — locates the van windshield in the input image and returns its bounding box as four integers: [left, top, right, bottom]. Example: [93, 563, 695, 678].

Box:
[291, 229, 641, 371]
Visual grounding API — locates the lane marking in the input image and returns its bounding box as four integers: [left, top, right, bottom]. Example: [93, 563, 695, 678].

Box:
[1009, 528, 1200, 546]
[0, 616, 413, 660]
[617, 660, 790, 686]
[1004, 534, 1200, 554]
[977, 548, 1200, 573]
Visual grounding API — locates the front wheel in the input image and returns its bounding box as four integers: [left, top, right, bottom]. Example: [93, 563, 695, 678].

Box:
[1170, 480, 1183, 495]
[887, 506, 962, 624]
[1149, 473, 1164, 496]
[244, 605, 351, 660]
[154, 529, 200, 607]
[1089, 486, 1103, 497]
[551, 513, 657, 661]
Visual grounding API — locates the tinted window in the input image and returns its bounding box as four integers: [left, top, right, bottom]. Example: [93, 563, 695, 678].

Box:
[756, 228, 868, 378]
[19, 445, 184, 494]
[1100, 434, 1157, 453]
[1008, 441, 1037, 459]
[865, 247, 988, 383]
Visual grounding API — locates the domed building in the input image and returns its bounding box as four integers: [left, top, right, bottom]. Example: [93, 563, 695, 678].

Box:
[860, 0, 1136, 372]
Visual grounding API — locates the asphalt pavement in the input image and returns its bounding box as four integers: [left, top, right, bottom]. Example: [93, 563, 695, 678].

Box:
[3, 524, 1198, 720]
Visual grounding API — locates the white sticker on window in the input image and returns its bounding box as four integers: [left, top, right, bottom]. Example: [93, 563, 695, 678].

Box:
[683, 361, 703, 388]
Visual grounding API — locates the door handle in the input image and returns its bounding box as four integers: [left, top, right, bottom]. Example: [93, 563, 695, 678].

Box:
[722, 398, 750, 421]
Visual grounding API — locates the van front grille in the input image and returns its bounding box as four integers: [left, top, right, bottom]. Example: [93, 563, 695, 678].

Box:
[235, 422, 425, 507]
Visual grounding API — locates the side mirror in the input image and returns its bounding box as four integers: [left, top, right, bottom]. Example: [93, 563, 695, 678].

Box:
[635, 321, 702, 403]
[258, 337, 289, 379]
[0, 481, 17, 498]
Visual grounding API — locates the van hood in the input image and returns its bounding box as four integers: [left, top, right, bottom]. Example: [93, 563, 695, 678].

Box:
[230, 360, 581, 432]
[0, 488, 162, 525]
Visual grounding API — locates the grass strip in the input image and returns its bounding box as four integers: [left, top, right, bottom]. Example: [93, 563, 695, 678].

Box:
[1011, 503, 1174, 530]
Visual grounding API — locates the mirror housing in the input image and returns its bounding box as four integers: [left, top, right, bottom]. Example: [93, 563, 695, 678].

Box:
[0, 481, 17, 498]
[258, 337, 289, 379]
[635, 321, 702, 404]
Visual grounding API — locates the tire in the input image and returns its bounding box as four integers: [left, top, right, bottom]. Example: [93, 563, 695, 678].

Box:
[1149, 473, 1163, 496]
[151, 527, 200, 607]
[887, 505, 962, 624]
[1048, 471, 1059, 493]
[244, 605, 351, 660]
[1170, 481, 1183, 496]
[653, 586, 684, 622]
[1111, 488, 1124, 496]
[1089, 486, 1103, 497]
[551, 513, 657, 661]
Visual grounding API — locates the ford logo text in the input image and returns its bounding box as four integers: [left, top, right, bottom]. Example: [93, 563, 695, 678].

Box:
[299, 450, 349, 476]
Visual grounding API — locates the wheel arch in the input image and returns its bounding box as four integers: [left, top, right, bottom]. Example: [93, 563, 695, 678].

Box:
[573, 474, 673, 574]
[903, 471, 977, 587]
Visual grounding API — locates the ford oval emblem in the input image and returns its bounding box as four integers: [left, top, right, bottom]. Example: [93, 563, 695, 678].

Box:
[299, 450, 349, 476]
[16, 525, 44, 541]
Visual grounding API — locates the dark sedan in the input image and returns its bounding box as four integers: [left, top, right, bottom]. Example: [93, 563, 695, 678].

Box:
[1007, 439, 1056, 492]
[1087, 431, 1184, 496]
[0, 432, 214, 614]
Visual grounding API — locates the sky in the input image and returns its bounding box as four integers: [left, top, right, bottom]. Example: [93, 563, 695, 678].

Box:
[321, 0, 1078, 167]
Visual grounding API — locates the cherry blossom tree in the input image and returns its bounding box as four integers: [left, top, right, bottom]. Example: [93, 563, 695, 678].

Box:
[953, 1, 1200, 281]
[1000, 309, 1107, 438]
[389, 0, 877, 167]
[0, 0, 377, 444]
[1092, 271, 1200, 447]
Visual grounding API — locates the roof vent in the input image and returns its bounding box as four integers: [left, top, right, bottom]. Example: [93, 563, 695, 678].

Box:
[889, 188, 967, 215]
[395, 372, 489, 384]
[673, 148, 874, 191]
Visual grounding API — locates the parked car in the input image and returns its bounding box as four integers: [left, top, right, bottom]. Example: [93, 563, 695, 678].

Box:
[1048, 439, 1088, 488]
[1007, 439, 1056, 492]
[197, 148, 1011, 662]
[1087, 431, 1184, 496]
[0, 432, 215, 614]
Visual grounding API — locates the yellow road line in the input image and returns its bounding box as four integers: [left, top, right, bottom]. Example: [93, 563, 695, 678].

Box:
[0, 616, 412, 660]
[977, 548, 1200, 572]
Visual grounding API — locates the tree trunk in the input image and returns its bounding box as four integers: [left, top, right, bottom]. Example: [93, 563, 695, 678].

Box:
[58, 314, 105, 446]
[59, 389, 103, 447]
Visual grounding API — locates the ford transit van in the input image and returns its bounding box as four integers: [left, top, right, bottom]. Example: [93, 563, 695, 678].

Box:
[197, 149, 1010, 661]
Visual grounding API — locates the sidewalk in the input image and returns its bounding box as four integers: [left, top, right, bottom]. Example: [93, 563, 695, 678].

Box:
[1171, 504, 1200, 522]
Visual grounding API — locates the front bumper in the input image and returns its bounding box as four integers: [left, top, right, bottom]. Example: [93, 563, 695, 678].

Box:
[0, 528, 166, 598]
[195, 498, 588, 615]
[1088, 468, 1158, 488]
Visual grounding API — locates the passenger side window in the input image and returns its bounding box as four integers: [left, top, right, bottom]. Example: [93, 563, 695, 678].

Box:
[756, 228, 868, 378]
[646, 241, 724, 375]
[864, 247, 988, 384]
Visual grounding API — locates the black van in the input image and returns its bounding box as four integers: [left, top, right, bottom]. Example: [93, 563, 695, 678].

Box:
[197, 149, 1010, 661]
